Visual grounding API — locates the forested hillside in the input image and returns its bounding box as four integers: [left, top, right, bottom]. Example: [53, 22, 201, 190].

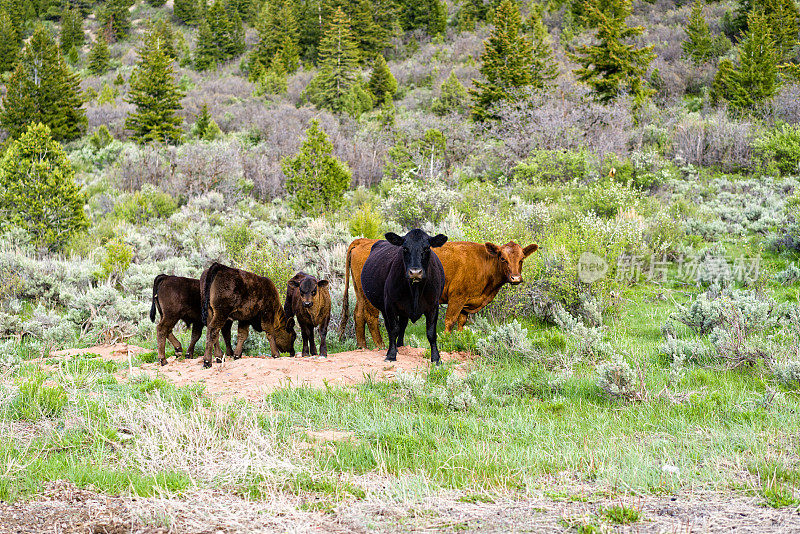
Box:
[0, 0, 799, 530]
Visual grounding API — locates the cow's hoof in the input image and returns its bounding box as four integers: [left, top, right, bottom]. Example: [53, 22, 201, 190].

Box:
[159, 359, 168, 367]
[203, 361, 212, 369]
[301, 352, 310, 358]
[232, 354, 241, 360]
[215, 357, 222, 364]
[385, 356, 397, 362]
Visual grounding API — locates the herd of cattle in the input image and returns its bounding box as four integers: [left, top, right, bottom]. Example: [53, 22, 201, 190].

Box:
[149, 229, 539, 368]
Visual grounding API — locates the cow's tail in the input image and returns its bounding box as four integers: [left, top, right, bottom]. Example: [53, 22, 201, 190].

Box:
[201, 262, 223, 326]
[337, 243, 354, 341]
[150, 274, 168, 323]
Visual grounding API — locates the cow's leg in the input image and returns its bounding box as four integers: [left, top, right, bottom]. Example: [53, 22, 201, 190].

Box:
[354, 299, 367, 349]
[308, 325, 317, 356]
[156, 318, 179, 366]
[167, 333, 183, 356]
[384, 311, 399, 362]
[266, 333, 280, 358]
[318, 317, 329, 357]
[426, 308, 441, 365]
[186, 322, 203, 359]
[221, 320, 234, 358]
[203, 309, 226, 369]
[396, 316, 409, 347]
[300, 323, 311, 357]
[444, 299, 466, 333]
[366, 306, 384, 349]
[233, 322, 249, 359]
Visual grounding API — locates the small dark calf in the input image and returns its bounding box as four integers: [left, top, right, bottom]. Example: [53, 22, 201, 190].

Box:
[285, 272, 331, 357]
[149, 274, 234, 366]
[200, 262, 296, 368]
[361, 230, 448, 364]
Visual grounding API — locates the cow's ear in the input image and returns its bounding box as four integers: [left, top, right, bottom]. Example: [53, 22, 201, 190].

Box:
[385, 232, 404, 246]
[289, 279, 300, 288]
[317, 280, 329, 289]
[485, 242, 501, 256]
[429, 234, 448, 248]
[523, 243, 539, 257]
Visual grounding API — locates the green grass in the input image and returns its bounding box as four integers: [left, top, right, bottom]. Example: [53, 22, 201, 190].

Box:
[602, 504, 641, 524]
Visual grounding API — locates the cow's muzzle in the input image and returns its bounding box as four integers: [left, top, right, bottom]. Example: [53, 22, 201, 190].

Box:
[509, 275, 523, 285]
[407, 268, 424, 283]
[303, 301, 313, 308]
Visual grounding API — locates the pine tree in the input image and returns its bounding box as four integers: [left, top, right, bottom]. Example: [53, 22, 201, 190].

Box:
[528, 7, 558, 88]
[0, 9, 17, 73]
[0, 123, 89, 250]
[569, 0, 655, 103]
[734, 0, 799, 59]
[192, 103, 212, 138]
[227, 7, 246, 57]
[432, 70, 469, 116]
[59, 6, 83, 53]
[713, 11, 780, 109]
[145, 18, 177, 60]
[147, 0, 167, 7]
[87, 34, 110, 74]
[98, 0, 133, 41]
[304, 7, 360, 113]
[194, 21, 216, 70]
[471, 0, 537, 121]
[125, 38, 184, 144]
[350, 0, 382, 60]
[282, 119, 352, 214]
[367, 54, 397, 105]
[253, 0, 300, 74]
[0, 25, 86, 142]
[173, 0, 196, 24]
[683, 1, 714, 64]
[398, 0, 446, 35]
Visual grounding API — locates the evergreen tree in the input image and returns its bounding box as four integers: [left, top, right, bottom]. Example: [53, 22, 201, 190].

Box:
[471, 0, 537, 121]
[194, 0, 245, 69]
[59, 6, 83, 53]
[125, 37, 184, 144]
[227, 7, 246, 57]
[569, 0, 655, 103]
[367, 54, 397, 105]
[304, 7, 360, 113]
[350, 0, 382, 60]
[193, 103, 211, 138]
[713, 11, 780, 109]
[734, 0, 798, 59]
[398, 0, 446, 35]
[683, 0, 714, 64]
[282, 119, 351, 214]
[0, 9, 17, 73]
[0, 25, 86, 142]
[528, 7, 558, 88]
[87, 34, 110, 74]
[98, 0, 133, 41]
[145, 18, 177, 60]
[194, 20, 216, 70]
[173, 0, 197, 24]
[0, 123, 89, 250]
[432, 70, 469, 116]
[253, 0, 300, 74]
[147, 0, 167, 7]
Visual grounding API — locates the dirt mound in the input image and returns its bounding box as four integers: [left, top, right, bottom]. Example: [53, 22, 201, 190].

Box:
[50, 344, 472, 402]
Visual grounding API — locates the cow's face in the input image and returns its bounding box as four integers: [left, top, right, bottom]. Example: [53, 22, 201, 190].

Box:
[485, 242, 539, 285]
[267, 315, 296, 354]
[290, 276, 329, 308]
[386, 229, 448, 284]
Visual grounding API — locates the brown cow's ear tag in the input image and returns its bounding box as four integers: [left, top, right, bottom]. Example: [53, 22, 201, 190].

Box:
[485, 243, 501, 256]
[523, 243, 539, 257]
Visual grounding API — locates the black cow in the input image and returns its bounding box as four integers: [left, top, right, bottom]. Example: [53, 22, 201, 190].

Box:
[360, 229, 448, 364]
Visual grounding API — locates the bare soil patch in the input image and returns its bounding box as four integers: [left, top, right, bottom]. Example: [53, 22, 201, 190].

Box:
[48, 344, 472, 402]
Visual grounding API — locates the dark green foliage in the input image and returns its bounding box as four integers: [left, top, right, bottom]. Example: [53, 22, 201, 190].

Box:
[0, 123, 89, 250]
[432, 71, 470, 116]
[712, 12, 779, 109]
[194, 0, 245, 70]
[89, 125, 113, 150]
[193, 103, 211, 138]
[303, 7, 360, 113]
[87, 34, 110, 74]
[734, 0, 798, 59]
[98, 0, 133, 41]
[529, 7, 558, 88]
[683, 1, 712, 64]
[753, 124, 800, 175]
[145, 19, 177, 60]
[173, 0, 197, 24]
[0, 25, 86, 142]
[398, 0, 446, 35]
[0, 9, 18, 73]
[282, 119, 352, 214]
[59, 6, 83, 53]
[146, 0, 167, 7]
[114, 72, 125, 85]
[367, 54, 397, 105]
[125, 38, 184, 144]
[471, 0, 538, 121]
[252, 0, 300, 76]
[569, 0, 655, 103]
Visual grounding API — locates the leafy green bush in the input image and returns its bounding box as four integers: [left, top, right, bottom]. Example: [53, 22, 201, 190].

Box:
[220, 222, 255, 266]
[349, 204, 383, 238]
[283, 120, 352, 214]
[579, 180, 638, 218]
[114, 184, 178, 224]
[89, 125, 113, 150]
[513, 149, 595, 183]
[0, 123, 89, 250]
[97, 239, 133, 281]
[243, 241, 295, 286]
[383, 179, 461, 228]
[754, 124, 800, 176]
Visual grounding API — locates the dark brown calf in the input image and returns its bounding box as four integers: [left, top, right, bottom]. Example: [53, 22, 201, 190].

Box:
[200, 262, 296, 368]
[284, 272, 331, 357]
[149, 275, 235, 366]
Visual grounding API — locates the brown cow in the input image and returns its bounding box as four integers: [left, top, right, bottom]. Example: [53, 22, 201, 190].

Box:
[149, 274, 234, 366]
[284, 272, 331, 357]
[338, 239, 539, 348]
[200, 262, 296, 368]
